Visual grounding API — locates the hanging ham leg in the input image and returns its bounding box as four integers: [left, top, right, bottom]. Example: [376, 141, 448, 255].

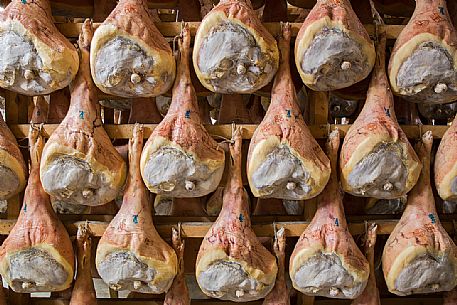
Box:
[163, 227, 190, 305]
[47, 89, 70, 124]
[435, 114, 457, 201]
[350, 223, 381, 305]
[0, 0, 79, 95]
[382, 131, 457, 295]
[196, 125, 278, 302]
[340, 11, 421, 200]
[262, 227, 289, 305]
[294, 0, 375, 91]
[90, 0, 175, 98]
[388, 0, 457, 104]
[31, 96, 49, 124]
[40, 20, 127, 207]
[69, 224, 97, 305]
[140, 24, 225, 198]
[0, 127, 74, 292]
[96, 124, 177, 293]
[290, 129, 369, 299]
[193, 0, 279, 94]
[247, 23, 331, 201]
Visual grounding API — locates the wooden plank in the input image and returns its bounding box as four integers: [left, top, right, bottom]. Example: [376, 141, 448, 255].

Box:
[9, 124, 450, 140]
[55, 22, 404, 39]
[0, 219, 453, 237]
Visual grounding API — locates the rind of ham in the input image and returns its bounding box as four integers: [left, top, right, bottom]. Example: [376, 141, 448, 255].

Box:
[340, 16, 421, 200]
[196, 125, 278, 302]
[0, 127, 74, 293]
[163, 227, 190, 305]
[262, 227, 289, 305]
[247, 23, 330, 201]
[40, 20, 127, 207]
[435, 114, 457, 201]
[382, 131, 457, 296]
[90, 0, 175, 98]
[0, 0, 79, 95]
[295, 0, 375, 91]
[290, 129, 369, 299]
[192, 0, 279, 94]
[0, 114, 27, 200]
[350, 223, 381, 305]
[69, 225, 97, 305]
[96, 124, 177, 294]
[140, 23, 225, 198]
[388, 0, 457, 104]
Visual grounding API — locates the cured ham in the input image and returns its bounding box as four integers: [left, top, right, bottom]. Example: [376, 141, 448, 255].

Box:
[0, 127, 74, 292]
[340, 13, 421, 200]
[350, 223, 381, 305]
[163, 227, 190, 305]
[262, 227, 289, 305]
[290, 129, 369, 299]
[69, 225, 97, 305]
[247, 23, 331, 200]
[96, 124, 177, 293]
[388, 0, 457, 104]
[90, 0, 175, 98]
[382, 131, 457, 295]
[0, 0, 79, 95]
[435, 114, 457, 202]
[294, 0, 375, 91]
[196, 125, 277, 302]
[140, 24, 225, 198]
[0, 113, 26, 200]
[192, 0, 279, 94]
[40, 20, 127, 207]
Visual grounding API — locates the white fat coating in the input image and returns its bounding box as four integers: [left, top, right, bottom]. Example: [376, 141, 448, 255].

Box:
[197, 260, 275, 302]
[153, 196, 172, 216]
[98, 251, 172, 294]
[94, 37, 172, 98]
[393, 253, 456, 296]
[197, 21, 274, 93]
[0, 165, 20, 199]
[396, 42, 457, 104]
[365, 198, 406, 215]
[41, 156, 119, 207]
[7, 248, 69, 293]
[347, 143, 407, 199]
[142, 146, 224, 197]
[293, 253, 366, 299]
[51, 197, 90, 214]
[283, 200, 304, 215]
[251, 145, 312, 200]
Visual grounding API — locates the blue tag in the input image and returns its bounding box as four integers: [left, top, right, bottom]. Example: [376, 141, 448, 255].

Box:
[439, 6, 445, 15]
[286, 109, 291, 118]
[23, 204, 27, 212]
[335, 218, 339, 227]
[21, 0, 27, 4]
[133, 214, 139, 224]
[384, 107, 391, 117]
[185, 110, 191, 119]
[428, 213, 436, 224]
[79, 111, 84, 119]
[239, 214, 244, 222]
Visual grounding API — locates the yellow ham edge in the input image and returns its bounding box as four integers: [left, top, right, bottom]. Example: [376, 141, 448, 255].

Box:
[247, 136, 331, 200]
[295, 17, 376, 90]
[0, 149, 26, 199]
[341, 133, 422, 197]
[90, 24, 176, 98]
[0, 20, 79, 94]
[192, 11, 280, 93]
[0, 243, 74, 292]
[389, 33, 457, 95]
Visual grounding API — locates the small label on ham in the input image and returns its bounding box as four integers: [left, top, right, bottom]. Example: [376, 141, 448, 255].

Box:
[79, 111, 84, 119]
[23, 203, 26, 212]
[185, 110, 191, 119]
[286, 110, 291, 118]
[133, 214, 139, 224]
[239, 214, 244, 223]
[335, 218, 339, 227]
[428, 213, 436, 224]
[384, 107, 391, 117]
[439, 7, 445, 15]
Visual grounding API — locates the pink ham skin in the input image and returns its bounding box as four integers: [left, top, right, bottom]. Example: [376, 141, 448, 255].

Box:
[350, 223, 381, 305]
[247, 23, 330, 200]
[388, 0, 457, 104]
[382, 131, 457, 296]
[290, 129, 369, 299]
[0, 127, 74, 292]
[69, 225, 97, 305]
[31, 96, 49, 124]
[435, 114, 457, 201]
[262, 227, 289, 305]
[340, 19, 420, 199]
[196, 125, 277, 301]
[163, 228, 190, 305]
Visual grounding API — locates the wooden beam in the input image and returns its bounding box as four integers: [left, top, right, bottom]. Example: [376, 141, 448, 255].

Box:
[9, 124, 450, 140]
[55, 22, 405, 39]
